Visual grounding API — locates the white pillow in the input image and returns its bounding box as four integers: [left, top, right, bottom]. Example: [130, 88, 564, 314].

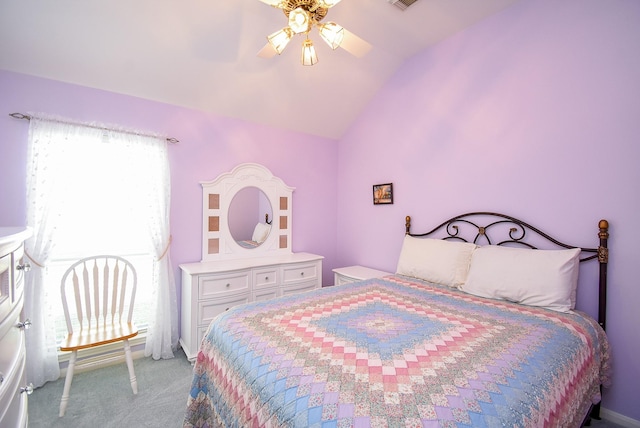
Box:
[251, 222, 271, 243]
[461, 246, 581, 313]
[396, 236, 477, 288]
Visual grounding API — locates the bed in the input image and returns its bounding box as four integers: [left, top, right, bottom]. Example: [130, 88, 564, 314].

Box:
[184, 212, 611, 428]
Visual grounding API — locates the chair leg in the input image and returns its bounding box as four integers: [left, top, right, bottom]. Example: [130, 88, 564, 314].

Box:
[123, 339, 138, 394]
[59, 350, 77, 417]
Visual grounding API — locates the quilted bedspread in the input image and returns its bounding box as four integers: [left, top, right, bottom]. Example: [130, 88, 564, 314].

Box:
[184, 276, 610, 428]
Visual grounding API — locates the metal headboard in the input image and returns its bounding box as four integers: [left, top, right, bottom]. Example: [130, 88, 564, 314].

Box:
[404, 212, 609, 330]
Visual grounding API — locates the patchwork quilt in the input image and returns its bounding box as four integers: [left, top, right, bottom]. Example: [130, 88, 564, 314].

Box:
[184, 276, 610, 428]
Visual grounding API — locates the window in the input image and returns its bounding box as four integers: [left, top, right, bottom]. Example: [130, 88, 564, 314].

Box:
[36, 129, 160, 348]
[25, 115, 176, 388]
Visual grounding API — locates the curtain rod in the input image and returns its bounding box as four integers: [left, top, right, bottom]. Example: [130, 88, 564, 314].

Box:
[9, 112, 179, 144]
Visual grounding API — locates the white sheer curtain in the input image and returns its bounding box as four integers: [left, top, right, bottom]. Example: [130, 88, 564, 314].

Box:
[23, 117, 66, 387]
[139, 132, 178, 360]
[24, 114, 178, 387]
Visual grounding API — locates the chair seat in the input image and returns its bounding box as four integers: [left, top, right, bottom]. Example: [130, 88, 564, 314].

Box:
[58, 255, 140, 417]
[60, 322, 138, 352]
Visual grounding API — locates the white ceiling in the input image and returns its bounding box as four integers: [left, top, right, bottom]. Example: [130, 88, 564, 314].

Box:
[0, 0, 518, 139]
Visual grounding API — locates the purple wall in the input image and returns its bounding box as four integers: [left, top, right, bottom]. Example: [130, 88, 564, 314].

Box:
[0, 69, 339, 298]
[2, 0, 639, 422]
[337, 0, 640, 421]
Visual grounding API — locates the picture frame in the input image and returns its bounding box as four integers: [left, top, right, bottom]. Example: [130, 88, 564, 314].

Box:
[373, 183, 393, 205]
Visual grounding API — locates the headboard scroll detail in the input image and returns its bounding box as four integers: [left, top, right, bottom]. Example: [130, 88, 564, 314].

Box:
[405, 213, 605, 261]
[405, 212, 609, 330]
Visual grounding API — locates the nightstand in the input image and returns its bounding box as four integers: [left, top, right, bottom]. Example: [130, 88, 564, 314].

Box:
[332, 265, 392, 286]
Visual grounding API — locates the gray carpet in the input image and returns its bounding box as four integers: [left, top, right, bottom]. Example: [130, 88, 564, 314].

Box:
[28, 348, 194, 428]
[27, 348, 624, 427]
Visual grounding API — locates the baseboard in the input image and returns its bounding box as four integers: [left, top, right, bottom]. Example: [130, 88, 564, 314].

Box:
[602, 408, 640, 428]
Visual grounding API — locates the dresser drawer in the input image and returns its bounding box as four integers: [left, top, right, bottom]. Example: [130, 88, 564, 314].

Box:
[253, 268, 278, 288]
[0, 336, 26, 428]
[0, 253, 10, 323]
[11, 245, 25, 305]
[254, 287, 279, 302]
[0, 319, 25, 409]
[334, 273, 353, 286]
[282, 262, 319, 285]
[198, 293, 250, 326]
[198, 271, 250, 299]
[281, 280, 318, 297]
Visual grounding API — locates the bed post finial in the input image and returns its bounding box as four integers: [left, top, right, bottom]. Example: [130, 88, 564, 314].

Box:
[598, 220, 609, 264]
[597, 219, 609, 332]
[599, 219, 609, 237]
[405, 216, 411, 235]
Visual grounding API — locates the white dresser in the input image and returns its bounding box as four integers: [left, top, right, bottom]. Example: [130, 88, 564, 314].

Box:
[179, 252, 323, 361]
[180, 163, 325, 361]
[0, 227, 32, 428]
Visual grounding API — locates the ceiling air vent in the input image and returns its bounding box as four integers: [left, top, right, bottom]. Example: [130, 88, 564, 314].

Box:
[389, 0, 418, 11]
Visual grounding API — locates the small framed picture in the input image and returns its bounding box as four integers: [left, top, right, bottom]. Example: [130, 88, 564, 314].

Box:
[373, 183, 393, 205]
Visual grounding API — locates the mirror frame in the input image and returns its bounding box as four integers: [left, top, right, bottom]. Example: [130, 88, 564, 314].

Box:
[200, 163, 295, 261]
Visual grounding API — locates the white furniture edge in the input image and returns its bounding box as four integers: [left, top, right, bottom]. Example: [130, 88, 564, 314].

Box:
[180, 253, 323, 361]
[332, 265, 392, 285]
[201, 163, 295, 261]
[601, 408, 640, 428]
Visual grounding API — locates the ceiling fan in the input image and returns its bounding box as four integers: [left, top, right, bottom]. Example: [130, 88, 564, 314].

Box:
[257, 0, 372, 65]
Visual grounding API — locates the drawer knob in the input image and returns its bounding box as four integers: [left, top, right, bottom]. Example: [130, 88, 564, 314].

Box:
[225, 307, 230, 311]
[0, 373, 4, 385]
[265, 276, 269, 281]
[21, 383, 34, 395]
[226, 283, 230, 288]
[17, 262, 31, 272]
[300, 272, 304, 276]
[16, 319, 32, 330]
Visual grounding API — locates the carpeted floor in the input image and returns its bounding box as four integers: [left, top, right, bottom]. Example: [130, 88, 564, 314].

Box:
[27, 348, 625, 427]
[27, 348, 195, 428]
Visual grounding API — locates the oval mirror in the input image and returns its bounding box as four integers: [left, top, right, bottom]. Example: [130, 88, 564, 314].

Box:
[228, 187, 273, 249]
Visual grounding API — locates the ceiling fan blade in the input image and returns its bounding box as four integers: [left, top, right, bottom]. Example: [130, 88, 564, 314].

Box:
[257, 42, 278, 59]
[258, 0, 284, 7]
[339, 29, 372, 58]
[320, 0, 343, 7]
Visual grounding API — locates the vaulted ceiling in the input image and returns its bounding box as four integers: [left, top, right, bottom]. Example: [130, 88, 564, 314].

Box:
[0, 0, 518, 139]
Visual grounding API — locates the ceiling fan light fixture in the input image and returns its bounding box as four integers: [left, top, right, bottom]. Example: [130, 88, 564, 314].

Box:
[267, 27, 294, 54]
[257, 0, 369, 65]
[318, 22, 344, 50]
[289, 7, 312, 34]
[301, 38, 318, 66]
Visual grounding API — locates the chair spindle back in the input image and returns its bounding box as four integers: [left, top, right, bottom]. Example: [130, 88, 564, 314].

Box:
[61, 255, 137, 334]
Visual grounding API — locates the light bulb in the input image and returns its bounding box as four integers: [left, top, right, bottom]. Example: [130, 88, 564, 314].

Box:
[301, 39, 318, 66]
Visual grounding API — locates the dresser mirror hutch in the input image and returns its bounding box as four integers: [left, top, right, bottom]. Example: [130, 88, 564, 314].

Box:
[179, 163, 323, 361]
[200, 163, 293, 259]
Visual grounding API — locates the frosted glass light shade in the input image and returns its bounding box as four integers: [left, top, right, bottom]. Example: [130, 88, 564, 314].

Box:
[289, 7, 311, 34]
[267, 27, 293, 54]
[318, 22, 344, 50]
[301, 39, 318, 66]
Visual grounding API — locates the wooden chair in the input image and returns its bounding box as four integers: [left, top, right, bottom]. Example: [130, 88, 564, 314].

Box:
[58, 255, 139, 417]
